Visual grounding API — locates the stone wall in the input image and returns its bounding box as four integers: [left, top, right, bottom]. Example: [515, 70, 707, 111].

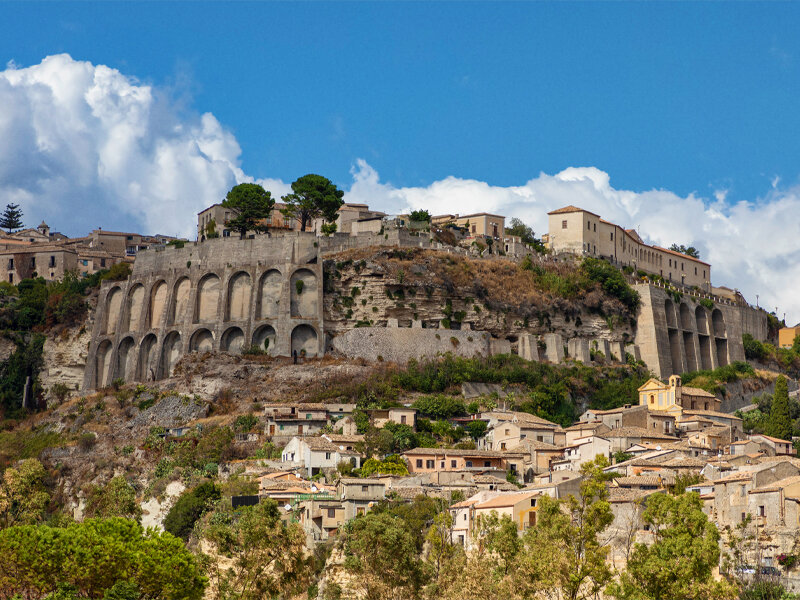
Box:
[330, 322, 493, 364]
[633, 284, 766, 378]
[83, 236, 324, 389]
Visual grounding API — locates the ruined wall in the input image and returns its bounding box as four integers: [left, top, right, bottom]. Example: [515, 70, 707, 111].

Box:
[83, 235, 324, 389]
[634, 284, 766, 378]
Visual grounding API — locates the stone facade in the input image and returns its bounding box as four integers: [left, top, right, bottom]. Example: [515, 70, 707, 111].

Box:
[84, 235, 324, 389]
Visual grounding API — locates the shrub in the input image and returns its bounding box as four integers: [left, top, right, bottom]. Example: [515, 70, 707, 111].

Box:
[77, 432, 96, 451]
[163, 482, 222, 541]
[49, 383, 70, 403]
[100, 262, 132, 282]
[241, 344, 268, 356]
[295, 280, 304, 295]
[743, 333, 769, 360]
[234, 414, 259, 433]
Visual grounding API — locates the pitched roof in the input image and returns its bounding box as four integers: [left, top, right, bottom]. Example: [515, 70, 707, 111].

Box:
[603, 427, 679, 441]
[750, 434, 793, 444]
[547, 205, 599, 217]
[403, 448, 524, 458]
[474, 491, 539, 510]
[749, 475, 800, 494]
[682, 410, 742, 421]
[682, 386, 718, 399]
[615, 474, 675, 487]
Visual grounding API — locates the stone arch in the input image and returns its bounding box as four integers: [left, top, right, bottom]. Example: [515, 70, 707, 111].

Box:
[115, 336, 136, 382]
[221, 326, 245, 354]
[160, 331, 183, 378]
[195, 273, 221, 323]
[138, 333, 158, 382]
[226, 271, 252, 321]
[169, 277, 192, 326]
[291, 324, 318, 357]
[252, 324, 277, 354]
[147, 280, 168, 329]
[679, 303, 694, 331]
[124, 284, 145, 333]
[290, 269, 318, 318]
[104, 287, 123, 335]
[664, 299, 677, 328]
[712, 309, 726, 338]
[695, 306, 709, 335]
[258, 269, 282, 319]
[94, 339, 113, 388]
[189, 328, 214, 353]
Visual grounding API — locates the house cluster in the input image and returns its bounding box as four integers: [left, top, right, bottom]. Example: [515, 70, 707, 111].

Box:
[0, 221, 184, 284]
[224, 374, 797, 568]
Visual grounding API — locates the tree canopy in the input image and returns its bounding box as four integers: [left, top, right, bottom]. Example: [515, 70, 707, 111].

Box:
[767, 375, 792, 440]
[410, 209, 431, 223]
[0, 203, 23, 232]
[505, 217, 545, 252]
[608, 492, 737, 600]
[668, 243, 701, 259]
[281, 174, 344, 231]
[0, 518, 206, 600]
[221, 183, 275, 239]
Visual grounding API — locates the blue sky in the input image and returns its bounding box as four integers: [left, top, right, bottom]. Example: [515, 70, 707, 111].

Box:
[3, 2, 799, 199]
[1, 2, 800, 320]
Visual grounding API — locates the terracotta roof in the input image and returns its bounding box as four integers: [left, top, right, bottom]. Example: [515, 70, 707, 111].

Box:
[483, 411, 559, 428]
[508, 439, 562, 452]
[564, 421, 606, 431]
[749, 475, 800, 494]
[607, 487, 655, 503]
[750, 434, 793, 444]
[714, 472, 753, 484]
[474, 491, 539, 509]
[660, 457, 707, 469]
[651, 245, 711, 266]
[604, 427, 679, 441]
[547, 205, 599, 217]
[450, 498, 481, 508]
[682, 410, 742, 421]
[615, 474, 675, 487]
[682, 386, 718, 399]
[300, 437, 359, 453]
[338, 477, 384, 485]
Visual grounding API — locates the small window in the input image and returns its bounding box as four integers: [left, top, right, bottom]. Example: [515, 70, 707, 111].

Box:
[400, 415, 407, 424]
[8, 273, 13, 283]
[306, 413, 312, 419]
[562, 220, 567, 229]
[361, 485, 368, 492]
[471, 225, 476, 233]
[610, 232, 613, 241]
[48, 256, 55, 267]
[593, 223, 596, 232]
[100, 258, 106, 268]
[759, 505, 765, 517]
[416, 459, 423, 468]
[451, 460, 457, 468]
[466, 460, 473, 468]
[327, 508, 335, 518]
[587, 221, 591, 230]
[440, 461, 445, 468]
[426, 460, 434, 469]
[325, 452, 331, 460]
[30, 257, 35, 268]
[484, 461, 491, 467]
[279, 424, 284, 431]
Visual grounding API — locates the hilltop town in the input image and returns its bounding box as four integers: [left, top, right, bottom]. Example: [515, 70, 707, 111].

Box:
[2, 187, 800, 600]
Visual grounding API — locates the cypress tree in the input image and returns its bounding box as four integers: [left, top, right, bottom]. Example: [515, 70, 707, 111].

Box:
[768, 375, 792, 441]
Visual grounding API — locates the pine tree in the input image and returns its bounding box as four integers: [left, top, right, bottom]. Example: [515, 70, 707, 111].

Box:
[768, 375, 792, 441]
[0, 203, 23, 232]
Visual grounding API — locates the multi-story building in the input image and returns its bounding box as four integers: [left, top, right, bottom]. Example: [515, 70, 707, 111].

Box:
[546, 205, 711, 291]
[431, 212, 506, 240]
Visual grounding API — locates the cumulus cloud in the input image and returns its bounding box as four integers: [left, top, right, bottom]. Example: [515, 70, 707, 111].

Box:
[2, 55, 798, 322]
[345, 160, 800, 324]
[0, 54, 287, 238]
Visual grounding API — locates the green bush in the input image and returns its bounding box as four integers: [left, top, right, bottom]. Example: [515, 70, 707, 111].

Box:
[234, 414, 259, 432]
[412, 394, 467, 419]
[743, 333, 769, 360]
[163, 481, 221, 541]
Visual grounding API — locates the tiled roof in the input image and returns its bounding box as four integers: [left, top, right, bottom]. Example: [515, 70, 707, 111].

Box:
[682, 410, 741, 421]
[682, 386, 718, 398]
[714, 472, 753, 484]
[660, 457, 707, 469]
[607, 487, 655, 503]
[483, 411, 559, 428]
[615, 474, 676, 487]
[403, 448, 525, 458]
[750, 475, 800, 494]
[604, 427, 679, 441]
[474, 491, 539, 509]
[508, 439, 562, 452]
[547, 205, 599, 217]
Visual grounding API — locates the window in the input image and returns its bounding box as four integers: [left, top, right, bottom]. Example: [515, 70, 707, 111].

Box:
[325, 452, 331, 460]
[400, 415, 407, 424]
[669, 259, 672, 267]
[426, 460, 434, 469]
[8, 273, 12, 283]
[593, 223, 596, 232]
[361, 485, 368, 492]
[100, 258, 106, 268]
[279, 424, 284, 431]
[416, 459, 423, 468]
[7, 258, 13, 269]
[466, 460, 473, 468]
[610, 232, 613, 241]
[484, 461, 491, 467]
[504, 428, 510, 435]
[451, 460, 457, 468]
[471, 225, 476, 233]
[30, 257, 35, 268]
[440, 461, 445, 468]
[562, 220, 567, 229]
[588, 221, 591, 230]
[48, 256, 55, 268]
[500, 443, 506, 450]
[305, 413, 312, 419]
[759, 505, 765, 517]
[694, 267, 697, 275]
[298, 425, 303, 434]
[741, 512, 746, 523]
[327, 508, 336, 518]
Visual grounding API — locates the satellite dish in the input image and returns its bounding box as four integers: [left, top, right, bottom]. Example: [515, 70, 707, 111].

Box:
[311, 484, 318, 493]
[284, 504, 293, 512]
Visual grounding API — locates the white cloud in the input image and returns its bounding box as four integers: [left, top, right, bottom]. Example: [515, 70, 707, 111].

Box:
[345, 160, 800, 324]
[0, 54, 290, 238]
[2, 55, 798, 323]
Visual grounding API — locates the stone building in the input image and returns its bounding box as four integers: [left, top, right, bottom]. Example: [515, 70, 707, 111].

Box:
[546, 205, 711, 291]
[0, 245, 79, 283]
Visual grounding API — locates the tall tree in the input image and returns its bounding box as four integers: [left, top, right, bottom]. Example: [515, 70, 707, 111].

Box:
[281, 174, 344, 232]
[505, 217, 545, 252]
[767, 375, 792, 441]
[221, 183, 274, 239]
[0, 203, 23, 232]
[0, 458, 50, 528]
[608, 492, 737, 600]
[521, 455, 614, 600]
[202, 499, 309, 600]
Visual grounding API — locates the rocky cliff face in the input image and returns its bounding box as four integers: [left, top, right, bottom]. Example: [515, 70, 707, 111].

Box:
[322, 247, 635, 350]
[40, 327, 92, 398]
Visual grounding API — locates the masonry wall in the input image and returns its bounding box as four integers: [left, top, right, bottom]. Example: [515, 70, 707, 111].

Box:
[83, 235, 324, 389]
[634, 283, 766, 378]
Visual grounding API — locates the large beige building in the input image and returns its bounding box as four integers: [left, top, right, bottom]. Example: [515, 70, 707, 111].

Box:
[546, 205, 711, 291]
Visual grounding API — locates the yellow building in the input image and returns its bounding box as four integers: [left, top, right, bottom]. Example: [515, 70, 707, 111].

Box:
[546, 205, 711, 291]
[638, 375, 721, 412]
[779, 326, 800, 349]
